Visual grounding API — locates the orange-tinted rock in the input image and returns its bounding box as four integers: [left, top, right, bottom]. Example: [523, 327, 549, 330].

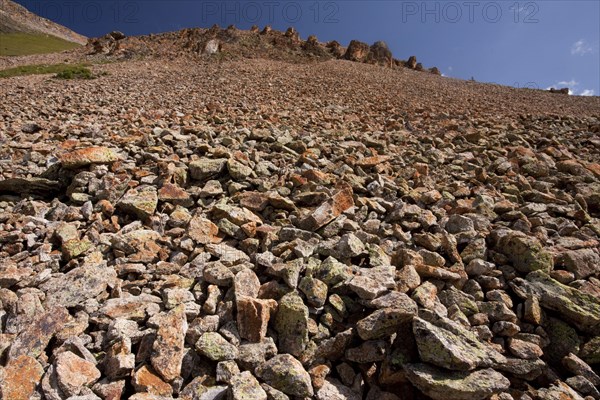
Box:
[151, 305, 186, 382]
[188, 215, 221, 244]
[158, 183, 193, 207]
[132, 365, 173, 396]
[0, 355, 44, 400]
[300, 187, 354, 231]
[355, 155, 391, 168]
[55, 351, 101, 396]
[237, 296, 277, 342]
[237, 191, 270, 212]
[59, 146, 120, 168]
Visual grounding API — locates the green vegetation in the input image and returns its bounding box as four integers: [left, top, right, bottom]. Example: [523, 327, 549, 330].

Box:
[0, 63, 97, 79]
[0, 33, 81, 56]
[54, 65, 94, 79]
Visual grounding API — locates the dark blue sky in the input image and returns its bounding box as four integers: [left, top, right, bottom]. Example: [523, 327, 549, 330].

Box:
[16, 0, 600, 96]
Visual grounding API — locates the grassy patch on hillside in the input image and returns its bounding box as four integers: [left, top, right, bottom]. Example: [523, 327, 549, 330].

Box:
[0, 33, 81, 56]
[0, 63, 96, 79]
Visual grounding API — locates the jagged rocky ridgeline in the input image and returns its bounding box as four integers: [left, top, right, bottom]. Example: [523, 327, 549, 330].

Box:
[86, 25, 441, 74]
[0, 46, 599, 400]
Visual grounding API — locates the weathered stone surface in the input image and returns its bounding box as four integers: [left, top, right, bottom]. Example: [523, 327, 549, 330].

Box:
[158, 183, 193, 207]
[316, 378, 361, 400]
[274, 292, 309, 356]
[8, 306, 70, 360]
[413, 316, 506, 370]
[190, 158, 227, 181]
[55, 351, 101, 397]
[229, 371, 267, 400]
[495, 231, 553, 273]
[151, 305, 187, 382]
[117, 186, 158, 219]
[512, 271, 600, 333]
[41, 264, 116, 308]
[404, 363, 510, 400]
[195, 332, 238, 361]
[357, 306, 417, 340]
[99, 294, 162, 320]
[188, 215, 220, 244]
[255, 354, 313, 397]
[300, 187, 354, 231]
[0, 355, 44, 400]
[59, 146, 120, 168]
[131, 365, 173, 396]
[0, 177, 62, 197]
[236, 296, 277, 342]
[555, 248, 600, 279]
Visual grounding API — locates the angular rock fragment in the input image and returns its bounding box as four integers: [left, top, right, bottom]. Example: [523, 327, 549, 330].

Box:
[8, 306, 70, 360]
[59, 146, 120, 168]
[274, 292, 309, 355]
[55, 351, 101, 397]
[404, 363, 510, 400]
[42, 264, 116, 308]
[412, 316, 506, 370]
[236, 296, 277, 342]
[195, 332, 238, 361]
[151, 305, 187, 382]
[117, 186, 158, 219]
[357, 306, 417, 340]
[255, 354, 314, 397]
[511, 271, 600, 333]
[229, 371, 267, 400]
[0, 355, 44, 400]
[300, 186, 354, 231]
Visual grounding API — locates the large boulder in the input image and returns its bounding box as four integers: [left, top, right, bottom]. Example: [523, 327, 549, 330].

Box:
[344, 40, 370, 62]
[367, 41, 392, 65]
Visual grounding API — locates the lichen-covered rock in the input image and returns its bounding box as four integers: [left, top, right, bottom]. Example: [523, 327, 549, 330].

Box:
[255, 354, 313, 397]
[189, 158, 227, 180]
[357, 306, 417, 340]
[274, 292, 309, 356]
[495, 231, 553, 273]
[404, 363, 510, 400]
[41, 264, 116, 308]
[195, 332, 239, 361]
[229, 371, 267, 400]
[511, 271, 600, 334]
[151, 305, 187, 382]
[117, 186, 158, 219]
[412, 316, 506, 370]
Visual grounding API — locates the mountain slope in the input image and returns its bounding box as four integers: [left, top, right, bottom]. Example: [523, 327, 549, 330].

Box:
[0, 0, 86, 43]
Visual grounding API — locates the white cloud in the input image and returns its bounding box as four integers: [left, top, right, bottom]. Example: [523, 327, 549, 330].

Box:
[447, 66, 453, 71]
[579, 89, 595, 96]
[557, 80, 579, 87]
[571, 39, 593, 55]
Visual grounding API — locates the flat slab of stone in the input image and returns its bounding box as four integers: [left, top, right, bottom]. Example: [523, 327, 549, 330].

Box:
[413, 316, 506, 371]
[511, 271, 600, 334]
[404, 363, 510, 400]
